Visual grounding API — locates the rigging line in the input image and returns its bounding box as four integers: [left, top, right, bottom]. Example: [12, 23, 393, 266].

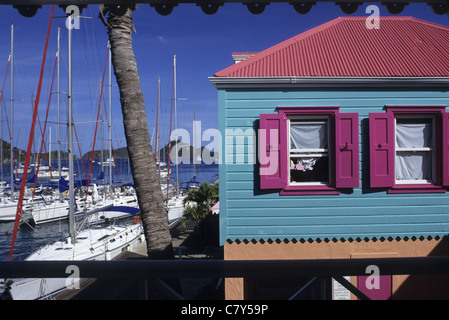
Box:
[154, 77, 160, 163]
[101, 90, 119, 180]
[73, 115, 87, 180]
[111, 143, 119, 181]
[34, 86, 56, 179]
[35, 113, 51, 173]
[0, 58, 19, 175]
[87, 6, 102, 71]
[0, 56, 10, 109]
[74, 23, 95, 118]
[85, 44, 108, 204]
[0, 57, 9, 172]
[166, 60, 175, 201]
[1, 70, 19, 177]
[9, 5, 55, 261]
[32, 55, 58, 198]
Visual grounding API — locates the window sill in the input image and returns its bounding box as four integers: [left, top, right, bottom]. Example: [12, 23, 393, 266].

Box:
[280, 185, 341, 196]
[387, 184, 447, 194]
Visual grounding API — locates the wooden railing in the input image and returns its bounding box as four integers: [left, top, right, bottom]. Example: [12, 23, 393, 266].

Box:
[2, 255, 449, 300]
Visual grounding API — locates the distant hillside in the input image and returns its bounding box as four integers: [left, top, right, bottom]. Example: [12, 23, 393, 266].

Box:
[1, 139, 218, 164]
[82, 141, 218, 162]
[82, 147, 128, 160]
[0, 139, 22, 163]
[0, 139, 79, 163]
[157, 140, 218, 162]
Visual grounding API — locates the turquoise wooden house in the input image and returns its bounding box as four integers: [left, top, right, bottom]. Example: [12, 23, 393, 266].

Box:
[210, 16, 449, 300]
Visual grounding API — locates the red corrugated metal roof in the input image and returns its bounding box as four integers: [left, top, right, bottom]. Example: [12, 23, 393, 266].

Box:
[214, 17, 449, 78]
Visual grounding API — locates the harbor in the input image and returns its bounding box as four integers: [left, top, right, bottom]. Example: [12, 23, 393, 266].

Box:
[1, 1, 449, 303]
[0, 161, 218, 260]
[0, 160, 218, 300]
[0, 13, 221, 300]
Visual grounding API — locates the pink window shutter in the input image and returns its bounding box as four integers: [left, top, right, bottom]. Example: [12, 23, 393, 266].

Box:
[442, 112, 449, 186]
[369, 112, 395, 188]
[259, 113, 286, 189]
[335, 113, 359, 188]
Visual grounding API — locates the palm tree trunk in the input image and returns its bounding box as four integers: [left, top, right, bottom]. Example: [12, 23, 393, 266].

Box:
[102, 7, 174, 260]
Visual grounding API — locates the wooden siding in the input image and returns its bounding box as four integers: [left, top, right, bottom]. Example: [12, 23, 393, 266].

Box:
[219, 87, 449, 245]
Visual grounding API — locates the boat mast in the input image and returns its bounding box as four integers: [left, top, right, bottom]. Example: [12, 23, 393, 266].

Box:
[1, 90, 3, 183]
[10, 24, 13, 201]
[57, 26, 62, 199]
[108, 41, 112, 191]
[49, 127, 51, 166]
[157, 75, 160, 178]
[194, 99, 199, 178]
[174, 53, 178, 194]
[100, 80, 104, 176]
[68, 16, 75, 244]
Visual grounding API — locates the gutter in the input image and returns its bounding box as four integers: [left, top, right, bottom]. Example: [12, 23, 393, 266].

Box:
[209, 76, 449, 89]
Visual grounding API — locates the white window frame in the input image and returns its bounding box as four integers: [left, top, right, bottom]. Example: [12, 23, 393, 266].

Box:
[287, 116, 331, 186]
[394, 115, 436, 185]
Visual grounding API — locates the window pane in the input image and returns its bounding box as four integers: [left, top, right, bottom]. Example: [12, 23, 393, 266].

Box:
[290, 121, 328, 150]
[290, 156, 329, 183]
[396, 119, 432, 149]
[395, 151, 432, 181]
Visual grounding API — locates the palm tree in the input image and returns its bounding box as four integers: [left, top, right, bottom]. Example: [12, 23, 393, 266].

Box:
[182, 182, 219, 223]
[100, 5, 174, 260]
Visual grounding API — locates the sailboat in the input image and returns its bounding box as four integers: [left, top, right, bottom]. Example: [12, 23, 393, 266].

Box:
[165, 53, 187, 227]
[22, 37, 138, 226]
[0, 24, 20, 223]
[5, 25, 144, 300]
[154, 76, 170, 181]
[0, 196, 33, 222]
[7, 222, 144, 300]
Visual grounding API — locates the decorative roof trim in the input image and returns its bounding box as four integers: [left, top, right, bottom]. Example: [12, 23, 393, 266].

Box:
[226, 235, 445, 245]
[209, 76, 449, 89]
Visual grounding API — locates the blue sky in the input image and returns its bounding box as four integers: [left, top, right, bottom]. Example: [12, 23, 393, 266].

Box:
[0, 3, 448, 155]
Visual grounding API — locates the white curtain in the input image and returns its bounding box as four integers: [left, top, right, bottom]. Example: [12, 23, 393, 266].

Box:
[396, 152, 432, 181]
[290, 122, 328, 150]
[395, 122, 432, 181]
[396, 122, 432, 148]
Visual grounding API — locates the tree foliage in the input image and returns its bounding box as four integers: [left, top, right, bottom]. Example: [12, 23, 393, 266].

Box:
[182, 182, 219, 224]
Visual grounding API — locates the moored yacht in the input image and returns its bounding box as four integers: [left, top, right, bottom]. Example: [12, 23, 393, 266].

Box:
[6, 222, 144, 300]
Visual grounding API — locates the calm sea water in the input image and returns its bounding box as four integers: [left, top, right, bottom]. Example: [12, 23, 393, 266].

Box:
[0, 159, 218, 261]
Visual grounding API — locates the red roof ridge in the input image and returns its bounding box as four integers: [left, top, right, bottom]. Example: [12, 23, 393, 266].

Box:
[214, 16, 449, 78]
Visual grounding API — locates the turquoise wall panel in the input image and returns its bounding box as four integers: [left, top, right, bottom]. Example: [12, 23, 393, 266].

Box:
[219, 87, 449, 244]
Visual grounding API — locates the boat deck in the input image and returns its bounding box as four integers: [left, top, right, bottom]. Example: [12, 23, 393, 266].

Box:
[53, 225, 221, 300]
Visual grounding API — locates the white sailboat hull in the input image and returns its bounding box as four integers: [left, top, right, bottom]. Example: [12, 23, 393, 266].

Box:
[8, 223, 144, 300]
[28, 194, 139, 225]
[27, 200, 70, 225]
[0, 203, 17, 221]
[168, 205, 184, 226]
[0, 199, 33, 222]
[166, 195, 186, 226]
